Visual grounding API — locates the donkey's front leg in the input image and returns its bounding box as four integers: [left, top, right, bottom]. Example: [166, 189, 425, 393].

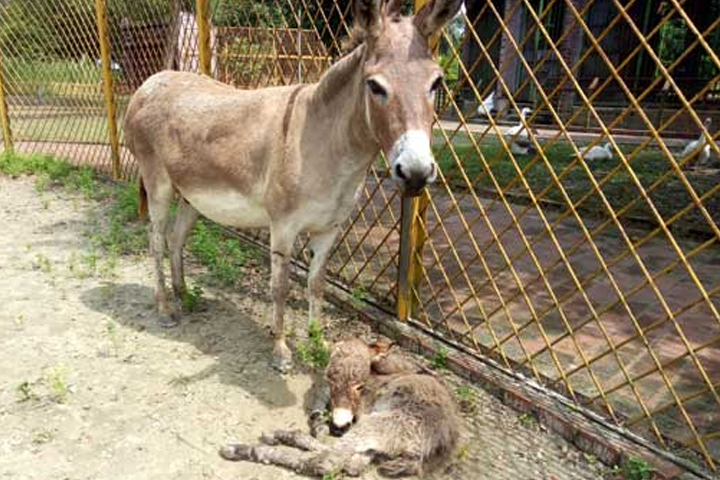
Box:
[307, 228, 340, 325]
[220, 443, 364, 477]
[269, 226, 296, 372]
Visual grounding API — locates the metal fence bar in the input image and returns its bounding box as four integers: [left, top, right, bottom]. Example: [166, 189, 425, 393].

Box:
[2, 0, 719, 473]
[94, 0, 120, 179]
[0, 50, 12, 153]
[196, 0, 212, 76]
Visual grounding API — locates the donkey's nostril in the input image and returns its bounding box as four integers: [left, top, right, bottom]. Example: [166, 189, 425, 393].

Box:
[394, 163, 407, 180]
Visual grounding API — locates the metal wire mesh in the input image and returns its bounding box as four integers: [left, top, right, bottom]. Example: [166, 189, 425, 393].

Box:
[0, 0, 718, 473]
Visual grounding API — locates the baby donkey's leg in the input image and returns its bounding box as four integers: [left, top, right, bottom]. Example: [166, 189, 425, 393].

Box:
[220, 443, 346, 477]
[260, 429, 327, 451]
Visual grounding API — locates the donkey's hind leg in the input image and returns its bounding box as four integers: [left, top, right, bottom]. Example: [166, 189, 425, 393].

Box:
[220, 443, 366, 477]
[168, 198, 199, 304]
[260, 429, 328, 452]
[146, 181, 177, 328]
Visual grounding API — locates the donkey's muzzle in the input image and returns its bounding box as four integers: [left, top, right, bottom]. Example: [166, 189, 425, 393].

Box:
[390, 131, 438, 197]
[395, 161, 436, 197]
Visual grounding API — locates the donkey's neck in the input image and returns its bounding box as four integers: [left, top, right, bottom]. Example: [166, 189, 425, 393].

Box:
[310, 46, 378, 160]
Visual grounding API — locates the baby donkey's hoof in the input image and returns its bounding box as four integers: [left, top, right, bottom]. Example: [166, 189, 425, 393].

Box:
[219, 444, 253, 461]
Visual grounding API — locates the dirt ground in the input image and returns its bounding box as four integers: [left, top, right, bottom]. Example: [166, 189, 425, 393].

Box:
[0, 175, 609, 480]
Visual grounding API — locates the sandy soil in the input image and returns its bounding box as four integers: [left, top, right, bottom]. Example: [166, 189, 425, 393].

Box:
[0, 176, 608, 480]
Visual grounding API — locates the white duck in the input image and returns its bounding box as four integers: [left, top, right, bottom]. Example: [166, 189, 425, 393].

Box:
[582, 142, 614, 162]
[679, 117, 712, 165]
[505, 107, 535, 155]
[476, 91, 496, 118]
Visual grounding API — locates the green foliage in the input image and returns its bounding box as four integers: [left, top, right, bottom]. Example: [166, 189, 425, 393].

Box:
[16, 381, 35, 402]
[455, 385, 477, 413]
[297, 320, 331, 371]
[189, 220, 259, 287]
[321, 471, 342, 480]
[517, 412, 537, 428]
[212, 0, 289, 27]
[182, 284, 204, 312]
[430, 346, 449, 370]
[46, 367, 68, 404]
[350, 287, 369, 309]
[621, 456, 653, 480]
[657, 18, 687, 69]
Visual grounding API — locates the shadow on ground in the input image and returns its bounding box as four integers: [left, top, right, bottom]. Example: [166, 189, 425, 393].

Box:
[80, 282, 299, 409]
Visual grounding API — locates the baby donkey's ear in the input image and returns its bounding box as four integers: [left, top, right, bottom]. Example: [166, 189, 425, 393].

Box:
[368, 339, 394, 359]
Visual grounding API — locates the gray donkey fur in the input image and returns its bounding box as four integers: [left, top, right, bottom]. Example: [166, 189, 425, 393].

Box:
[220, 338, 461, 477]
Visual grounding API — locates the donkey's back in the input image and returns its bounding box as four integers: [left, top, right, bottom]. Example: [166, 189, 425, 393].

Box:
[125, 70, 304, 228]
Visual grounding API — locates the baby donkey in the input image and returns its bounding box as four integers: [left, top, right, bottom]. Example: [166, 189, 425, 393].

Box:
[220, 338, 461, 477]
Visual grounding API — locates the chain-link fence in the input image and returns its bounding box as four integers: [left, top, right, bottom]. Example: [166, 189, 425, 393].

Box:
[1, 0, 719, 473]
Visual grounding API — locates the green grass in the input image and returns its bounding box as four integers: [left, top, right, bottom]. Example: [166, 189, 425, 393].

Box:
[455, 385, 477, 414]
[182, 284, 204, 312]
[46, 367, 68, 404]
[1, 151, 262, 287]
[430, 346, 449, 370]
[297, 320, 331, 371]
[189, 220, 260, 287]
[12, 115, 112, 143]
[620, 456, 654, 480]
[3, 58, 104, 89]
[431, 131, 719, 234]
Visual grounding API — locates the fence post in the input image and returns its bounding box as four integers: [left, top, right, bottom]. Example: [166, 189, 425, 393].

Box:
[397, 0, 435, 321]
[0, 50, 13, 153]
[397, 191, 430, 321]
[196, 0, 212, 76]
[95, 0, 121, 179]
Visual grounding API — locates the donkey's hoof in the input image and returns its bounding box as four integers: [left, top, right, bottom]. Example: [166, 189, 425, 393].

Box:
[259, 432, 279, 445]
[158, 311, 180, 328]
[219, 443, 252, 461]
[271, 342, 293, 373]
[271, 355, 293, 373]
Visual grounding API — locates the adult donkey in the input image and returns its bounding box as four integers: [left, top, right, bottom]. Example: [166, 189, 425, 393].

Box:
[124, 0, 462, 371]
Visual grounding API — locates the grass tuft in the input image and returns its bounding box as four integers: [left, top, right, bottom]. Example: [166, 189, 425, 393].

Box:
[297, 320, 331, 371]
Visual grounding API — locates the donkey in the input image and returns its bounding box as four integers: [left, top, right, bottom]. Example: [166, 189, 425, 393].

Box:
[220, 338, 461, 477]
[123, 0, 463, 370]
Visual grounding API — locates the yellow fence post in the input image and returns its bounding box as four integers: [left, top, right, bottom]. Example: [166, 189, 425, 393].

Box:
[397, 0, 435, 321]
[95, 0, 121, 179]
[196, 0, 212, 76]
[0, 51, 13, 153]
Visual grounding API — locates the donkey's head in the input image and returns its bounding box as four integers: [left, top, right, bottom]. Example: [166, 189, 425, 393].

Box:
[354, 0, 463, 196]
[326, 338, 392, 433]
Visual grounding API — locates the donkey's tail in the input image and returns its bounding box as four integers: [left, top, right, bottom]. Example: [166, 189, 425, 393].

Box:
[138, 177, 148, 221]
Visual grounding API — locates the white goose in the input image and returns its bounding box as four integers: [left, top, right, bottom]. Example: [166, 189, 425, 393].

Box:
[582, 142, 613, 162]
[505, 107, 535, 155]
[679, 117, 712, 165]
[476, 91, 496, 118]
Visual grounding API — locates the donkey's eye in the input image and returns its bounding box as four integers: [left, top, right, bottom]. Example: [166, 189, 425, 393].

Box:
[367, 79, 387, 99]
[430, 76, 444, 94]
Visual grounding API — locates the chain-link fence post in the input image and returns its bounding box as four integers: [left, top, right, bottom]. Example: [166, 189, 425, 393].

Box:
[397, 0, 435, 321]
[196, 0, 212, 76]
[0, 49, 13, 153]
[95, 0, 121, 178]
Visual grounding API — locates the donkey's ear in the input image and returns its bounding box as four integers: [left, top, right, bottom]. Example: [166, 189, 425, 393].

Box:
[385, 0, 406, 16]
[414, 0, 464, 37]
[354, 0, 383, 37]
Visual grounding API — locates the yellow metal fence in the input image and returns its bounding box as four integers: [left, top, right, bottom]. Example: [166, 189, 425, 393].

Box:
[1, 0, 719, 473]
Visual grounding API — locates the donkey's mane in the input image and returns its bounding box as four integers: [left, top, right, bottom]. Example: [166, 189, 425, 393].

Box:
[313, 43, 366, 102]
